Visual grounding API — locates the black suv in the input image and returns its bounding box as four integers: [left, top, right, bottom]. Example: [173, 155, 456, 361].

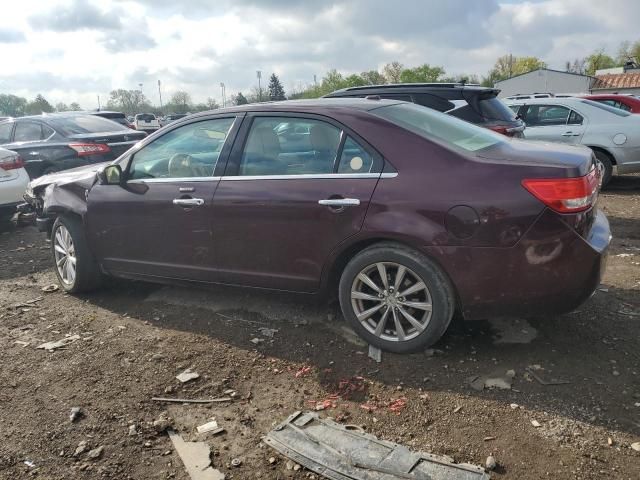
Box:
[325, 83, 525, 137]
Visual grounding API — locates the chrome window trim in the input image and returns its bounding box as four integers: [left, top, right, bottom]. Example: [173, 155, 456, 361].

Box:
[107, 140, 140, 146]
[221, 172, 397, 181]
[127, 176, 221, 184]
[126, 172, 397, 184]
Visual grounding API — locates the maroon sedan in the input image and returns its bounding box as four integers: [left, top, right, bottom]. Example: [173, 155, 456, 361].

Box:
[581, 94, 640, 114]
[24, 98, 610, 352]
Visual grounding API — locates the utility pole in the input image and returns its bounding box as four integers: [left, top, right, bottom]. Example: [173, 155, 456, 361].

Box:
[97, 94, 101, 110]
[158, 80, 163, 111]
[220, 82, 226, 108]
[256, 70, 262, 102]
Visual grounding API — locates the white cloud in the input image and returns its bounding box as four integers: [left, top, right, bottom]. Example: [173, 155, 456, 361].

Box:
[0, 0, 638, 109]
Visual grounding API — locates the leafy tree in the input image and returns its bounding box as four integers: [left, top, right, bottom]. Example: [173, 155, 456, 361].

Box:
[106, 89, 149, 115]
[343, 74, 366, 87]
[360, 70, 386, 85]
[267, 73, 286, 101]
[234, 92, 249, 105]
[585, 49, 617, 76]
[440, 73, 480, 84]
[69, 102, 82, 111]
[0, 94, 27, 116]
[617, 40, 640, 65]
[167, 91, 192, 114]
[399, 64, 445, 83]
[482, 55, 547, 86]
[382, 61, 404, 83]
[55, 102, 69, 112]
[206, 97, 220, 109]
[25, 94, 54, 115]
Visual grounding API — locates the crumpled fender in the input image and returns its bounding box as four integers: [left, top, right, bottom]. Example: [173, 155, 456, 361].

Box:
[42, 180, 92, 220]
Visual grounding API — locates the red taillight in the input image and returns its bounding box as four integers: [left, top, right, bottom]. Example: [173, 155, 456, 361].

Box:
[0, 154, 25, 170]
[488, 125, 509, 135]
[522, 169, 600, 213]
[69, 143, 111, 157]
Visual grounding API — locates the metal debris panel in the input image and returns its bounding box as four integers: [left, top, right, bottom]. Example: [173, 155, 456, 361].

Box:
[265, 411, 489, 480]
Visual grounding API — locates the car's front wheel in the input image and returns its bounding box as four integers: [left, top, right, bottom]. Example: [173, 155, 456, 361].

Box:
[339, 243, 455, 353]
[51, 215, 102, 293]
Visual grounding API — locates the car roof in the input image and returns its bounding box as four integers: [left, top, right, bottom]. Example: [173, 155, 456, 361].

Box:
[504, 97, 585, 105]
[327, 83, 492, 94]
[187, 98, 406, 117]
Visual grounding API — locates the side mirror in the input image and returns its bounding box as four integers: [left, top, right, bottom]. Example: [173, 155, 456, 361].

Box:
[98, 165, 123, 185]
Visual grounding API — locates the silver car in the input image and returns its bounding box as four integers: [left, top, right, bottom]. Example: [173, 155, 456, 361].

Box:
[506, 97, 640, 185]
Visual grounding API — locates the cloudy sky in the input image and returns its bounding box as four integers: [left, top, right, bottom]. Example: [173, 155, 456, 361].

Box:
[0, 0, 638, 109]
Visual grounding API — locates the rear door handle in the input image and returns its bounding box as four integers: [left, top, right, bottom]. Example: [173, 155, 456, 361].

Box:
[561, 132, 580, 137]
[318, 198, 360, 207]
[173, 198, 204, 207]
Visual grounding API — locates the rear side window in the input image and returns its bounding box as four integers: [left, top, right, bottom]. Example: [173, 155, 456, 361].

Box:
[48, 115, 126, 135]
[477, 97, 518, 122]
[14, 122, 44, 142]
[373, 103, 504, 152]
[580, 99, 631, 117]
[411, 94, 455, 112]
[0, 122, 13, 143]
[337, 137, 374, 174]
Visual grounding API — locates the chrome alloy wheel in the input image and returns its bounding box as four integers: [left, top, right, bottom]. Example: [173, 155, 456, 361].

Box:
[350, 262, 433, 342]
[53, 225, 76, 286]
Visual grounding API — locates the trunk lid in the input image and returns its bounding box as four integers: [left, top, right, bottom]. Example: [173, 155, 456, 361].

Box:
[68, 131, 146, 158]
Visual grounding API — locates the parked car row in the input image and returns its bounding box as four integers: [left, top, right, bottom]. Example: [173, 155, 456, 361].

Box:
[20, 97, 609, 353]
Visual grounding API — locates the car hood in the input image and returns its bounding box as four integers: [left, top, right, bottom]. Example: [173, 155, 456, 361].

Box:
[28, 161, 110, 193]
[476, 139, 594, 177]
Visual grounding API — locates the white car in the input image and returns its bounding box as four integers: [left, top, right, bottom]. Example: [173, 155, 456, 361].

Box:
[133, 113, 160, 133]
[506, 97, 640, 185]
[0, 147, 29, 223]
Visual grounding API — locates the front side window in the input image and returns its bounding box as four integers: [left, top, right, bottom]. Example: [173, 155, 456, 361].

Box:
[524, 105, 571, 127]
[14, 122, 43, 142]
[128, 117, 235, 180]
[373, 103, 504, 152]
[0, 122, 13, 144]
[239, 117, 341, 175]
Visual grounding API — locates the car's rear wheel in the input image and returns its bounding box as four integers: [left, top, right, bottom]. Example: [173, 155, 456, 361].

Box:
[592, 150, 613, 187]
[52, 215, 102, 293]
[339, 243, 455, 353]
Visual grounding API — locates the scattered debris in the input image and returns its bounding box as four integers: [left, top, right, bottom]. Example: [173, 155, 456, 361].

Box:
[128, 425, 137, 436]
[176, 369, 200, 383]
[531, 420, 541, 428]
[36, 334, 81, 351]
[87, 446, 104, 460]
[483, 437, 496, 442]
[250, 337, 264, 345]
[73, 440, 88, 457]
[607, 437, 614, 446]
[168, 429, 225, 480]
[196, 419, 224, 435]
[485, 455, 497, 471]
[525, 367, 571, 386]
[231, 458, 242, 467]
[265, 411, 489, 479]
[152, 396, 232, 404]
[469, 370, 515, 391]
[258, 327, 278, 338]
[453, 406, 463, 414]
[424, 348, 444, 357]
[510, 403, 519, 409]
[368, 345, 382, 363]
[41, 284, 59, 293]
[13, 340, 29, 347]
[268, 456, 277, 465]
[69, 407, 83, 423]
[631, 442, 640, 452]
[153, 413, 172, 433]
[23, 460, 36, 468]
[295, 366, 313, 378]
[388, 397, 407, 414]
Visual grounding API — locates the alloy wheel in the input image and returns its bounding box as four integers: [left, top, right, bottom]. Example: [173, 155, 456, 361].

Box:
[53, 225, 76, 286]
[350, 262, 433, 342]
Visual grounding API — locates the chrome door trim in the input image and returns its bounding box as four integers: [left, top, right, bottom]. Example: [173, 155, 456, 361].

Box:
[220, 172, 397, 181]
[127, 176, 221, 184]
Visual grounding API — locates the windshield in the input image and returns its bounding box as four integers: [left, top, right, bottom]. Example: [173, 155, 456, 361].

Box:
[136, 114, 156, 121]
[580, 99, 631, 117]
[47, 115, 126, 135]
[373, 103, 505, 152]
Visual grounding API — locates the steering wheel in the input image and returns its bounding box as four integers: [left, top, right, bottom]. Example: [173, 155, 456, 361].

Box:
[168, 153, 195, 178]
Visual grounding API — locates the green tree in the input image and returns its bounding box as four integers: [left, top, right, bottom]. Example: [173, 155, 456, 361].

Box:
[382, 61, 404, 83]
[55, 102, 69, 112]
[360, 70, 386, 85]
[399, 64, 445, 83]
[585, 49, 617, 75]
[267, 73, 286, 101]
[167, 91, 192, 113]
[482, 55, 547, 86]
[234, 92, 249, 105]
[69, 102, 82, 111]
[0, 94, 27, 116]
[343, 74, 366, 87]
[25, 94, 54, 115]
[106, 89, 149, 115]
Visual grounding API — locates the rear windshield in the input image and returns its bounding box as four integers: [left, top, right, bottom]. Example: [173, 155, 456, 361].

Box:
[580, 99, 631, 117]
[373, 103, 505, 152]
[447, 97, 517, 124]
[96, 112, 126, 120]
[47, 115, 126, 135]
[136, 114, 156, 121]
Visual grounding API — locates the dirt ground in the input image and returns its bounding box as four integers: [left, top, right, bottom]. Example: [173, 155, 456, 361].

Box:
[0, 176, 639, 480]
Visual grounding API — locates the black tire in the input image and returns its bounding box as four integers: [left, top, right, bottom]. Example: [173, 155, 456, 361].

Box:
[338, 243, 455, 353]
[51, 215, 102, 293]
[592, 150, 613, 187]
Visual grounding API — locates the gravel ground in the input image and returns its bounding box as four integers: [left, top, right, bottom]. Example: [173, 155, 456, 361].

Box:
[0, 176, 638, 480]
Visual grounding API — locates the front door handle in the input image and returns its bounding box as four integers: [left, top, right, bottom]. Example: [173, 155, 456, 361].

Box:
[561, 132, 580, 137]
[318, 198, 360, 207]
[173, 198, 204, 207]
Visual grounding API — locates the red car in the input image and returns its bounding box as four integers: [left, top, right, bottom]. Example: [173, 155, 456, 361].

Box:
[23, 99, 609, 353]
[581, 94, 640, 114]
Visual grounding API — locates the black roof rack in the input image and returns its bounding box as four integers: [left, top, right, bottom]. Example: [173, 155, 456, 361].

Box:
[336, 82, 481, 93]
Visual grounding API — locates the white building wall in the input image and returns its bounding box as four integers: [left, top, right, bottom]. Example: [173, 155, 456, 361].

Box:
[495, 70, 593, 97]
